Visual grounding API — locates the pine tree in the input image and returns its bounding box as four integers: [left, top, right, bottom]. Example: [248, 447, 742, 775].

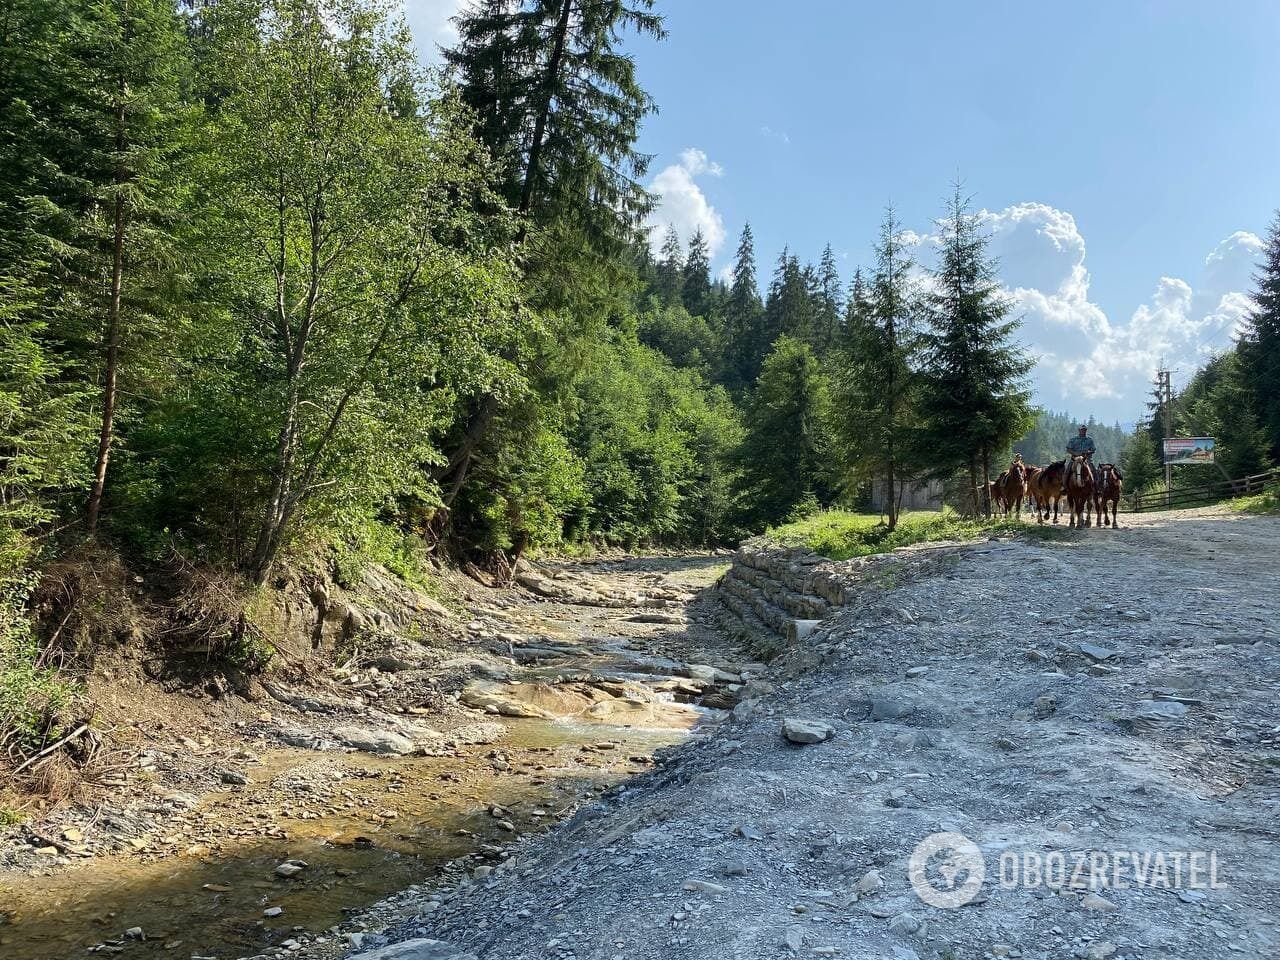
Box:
[655, 226, 683, 306]
[829, 208, 920, 530]
[812, 243, 842, 354]
[1241, 211, 1280, 456]
[1121, 424, 1162, 497]
[74, 0, 196, 535]
[724, 222, 765, 390]
[918, 187, 1035, 514]
[445, 0, 666, 251]
[682, 227, 712, 317]
[734, 335, 832, 526]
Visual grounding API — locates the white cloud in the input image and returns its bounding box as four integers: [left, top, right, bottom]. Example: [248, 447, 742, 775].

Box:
[902, 202, 1261, 420]
[759, 125, 791, 145]
[645, 148, 727, 257]
[401, 0, 466, 62]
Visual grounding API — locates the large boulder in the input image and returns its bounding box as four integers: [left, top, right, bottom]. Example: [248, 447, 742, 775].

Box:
[331, 726, 416, 755]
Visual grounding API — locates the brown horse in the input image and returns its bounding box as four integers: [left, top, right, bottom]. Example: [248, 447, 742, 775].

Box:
[1029, 461, 1065, 523]
[1096, 462, 1123, 528]
[992, 457, 1030, 519]
[1064, 454, 1095, 528]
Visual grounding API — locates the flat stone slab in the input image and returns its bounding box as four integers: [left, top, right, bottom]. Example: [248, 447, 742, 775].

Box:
[782, 718, 835, 744]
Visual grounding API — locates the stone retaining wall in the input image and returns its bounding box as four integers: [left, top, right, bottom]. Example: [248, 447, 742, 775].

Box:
[714, 541, 853, 648]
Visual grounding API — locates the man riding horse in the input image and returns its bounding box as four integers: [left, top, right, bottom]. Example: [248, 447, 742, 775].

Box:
[1059, 424, 1096, 495]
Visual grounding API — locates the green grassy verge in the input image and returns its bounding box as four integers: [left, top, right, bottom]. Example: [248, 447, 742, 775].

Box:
[763, 508, 1063, 561]
[1230, 486, 1280, 516]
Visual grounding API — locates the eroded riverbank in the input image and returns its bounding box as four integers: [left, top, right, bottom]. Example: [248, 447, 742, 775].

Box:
[2, 554, 757, 960]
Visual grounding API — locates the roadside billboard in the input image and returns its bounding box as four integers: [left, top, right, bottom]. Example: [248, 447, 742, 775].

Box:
[1163, 437, 1215, 465]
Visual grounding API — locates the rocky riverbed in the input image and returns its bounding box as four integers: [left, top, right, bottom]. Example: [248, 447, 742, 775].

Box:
[344, 509, 1280, 960]
[1, 553, 763, 960]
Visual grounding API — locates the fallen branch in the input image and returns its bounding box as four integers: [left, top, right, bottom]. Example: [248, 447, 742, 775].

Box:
[12, 723, 90, 776]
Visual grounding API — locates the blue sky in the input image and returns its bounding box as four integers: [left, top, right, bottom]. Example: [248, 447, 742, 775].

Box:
[405, 1, 1280, 424]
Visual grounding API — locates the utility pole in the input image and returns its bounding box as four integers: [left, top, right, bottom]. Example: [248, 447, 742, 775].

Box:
[1153, 367, 1173, 506]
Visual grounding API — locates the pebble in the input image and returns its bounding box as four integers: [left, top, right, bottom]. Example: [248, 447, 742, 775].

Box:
[888, 912, 922, 937]
[275, 860, 307, 878]
[1085, 943, 1117, 960]
[264, 907, 283, 917]
[124, 927, 144, 940]
[783, 927, 804, 951]
[905, 666, 929, 679]
[1034, 694, 1058, 718]
[855, 869, 883, 894]
[681, 879, 726, 895]
[1080, 893, 1118, 912]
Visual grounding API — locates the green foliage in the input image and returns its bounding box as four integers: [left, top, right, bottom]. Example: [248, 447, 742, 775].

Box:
[1232, 485, 1280, 515]
[1120, 425, 1163, 495]
[918, 188, 1035, 508]
[1240, 213, 1280, 457]
[765, 507, 1049, 562]
[569, 329, 742, 545]
[734, 335, 832, 527]
[828, 208, 921, 528]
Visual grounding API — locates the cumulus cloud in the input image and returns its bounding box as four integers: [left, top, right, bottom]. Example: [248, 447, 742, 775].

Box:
[645, 148, 727, 257]
[401, 0, 466, 61]
[902, 202, 1261, 419]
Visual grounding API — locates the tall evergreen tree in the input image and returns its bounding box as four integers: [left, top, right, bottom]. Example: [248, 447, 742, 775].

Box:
[682, 227, 711, 317]
[444, 0, 666, 250]
[734, 335, 831, 526]
[918, 187, 1035, 514]
[812, 243, 842, 354]
[830, 208, 920, 530]
[655, 226, 683, 306]
[74, 0, 196, 535]
[724, 222, 765, 390]
[1241, 211, 1280, 456]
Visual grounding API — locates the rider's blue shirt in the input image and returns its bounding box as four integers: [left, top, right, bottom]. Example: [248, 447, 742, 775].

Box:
[1066, 435, 1096, 457]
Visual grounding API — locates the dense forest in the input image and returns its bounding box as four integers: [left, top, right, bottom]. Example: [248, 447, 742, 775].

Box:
[2, 0, 1277, 754]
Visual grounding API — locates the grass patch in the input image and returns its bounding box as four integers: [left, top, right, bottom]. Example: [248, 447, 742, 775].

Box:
[1231, 486, 1280, 516]
[764, 508, 1062, 561]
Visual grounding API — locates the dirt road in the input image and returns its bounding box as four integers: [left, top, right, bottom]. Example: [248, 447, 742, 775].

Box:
[365, 510, 1280, 960]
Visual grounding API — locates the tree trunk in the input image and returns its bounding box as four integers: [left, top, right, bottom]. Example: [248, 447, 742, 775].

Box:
[968, 457, 980, 516]
[250, 378, 300, 584]
[981, 446, 992, 517]
[86, 88, 129, 537]
[518, 0, 573, 218]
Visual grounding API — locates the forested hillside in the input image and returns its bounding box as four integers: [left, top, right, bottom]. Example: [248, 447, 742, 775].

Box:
[4, 0, 1278, 765]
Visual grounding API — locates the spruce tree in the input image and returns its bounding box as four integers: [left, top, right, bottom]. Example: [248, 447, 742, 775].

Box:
[682, 227, 712, 317]
[1241, 211, 1280, 457]
[734, 335, 832, 526]
[829, 208, 920, 530]
[655, 226, 683, 306]
[73, 0, 196, 534]
[724, 222, 765, 390]
[918, 187, 1035, 514]
[812, 243, 842, 354]
[445, 0, 666, 251]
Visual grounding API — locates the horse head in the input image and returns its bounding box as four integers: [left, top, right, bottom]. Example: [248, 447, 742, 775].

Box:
[1068, 455, 1093, 489]
[1009, 458, 1027, 484]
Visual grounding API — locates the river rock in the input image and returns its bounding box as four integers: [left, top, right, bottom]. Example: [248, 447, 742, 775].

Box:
[332, 726, 416, 755]
[1130, 700, 1188, 732]
[1080, 892, 1118, 912]
[782, 718, 835, 744]
[1078, 642, 1118, 662]
[275, 859, 307, 878]
[350, 939, 478, 960]
[682, 878, 727, 895]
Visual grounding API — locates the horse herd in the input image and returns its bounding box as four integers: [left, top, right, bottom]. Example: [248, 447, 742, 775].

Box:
[990, 454, 1124, 528]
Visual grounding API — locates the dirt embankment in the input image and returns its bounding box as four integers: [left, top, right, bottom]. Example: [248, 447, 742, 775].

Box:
[354, 510, 1280, 960]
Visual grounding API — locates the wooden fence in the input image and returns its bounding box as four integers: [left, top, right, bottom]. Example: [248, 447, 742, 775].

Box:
[1128, 467, 1280, 513]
